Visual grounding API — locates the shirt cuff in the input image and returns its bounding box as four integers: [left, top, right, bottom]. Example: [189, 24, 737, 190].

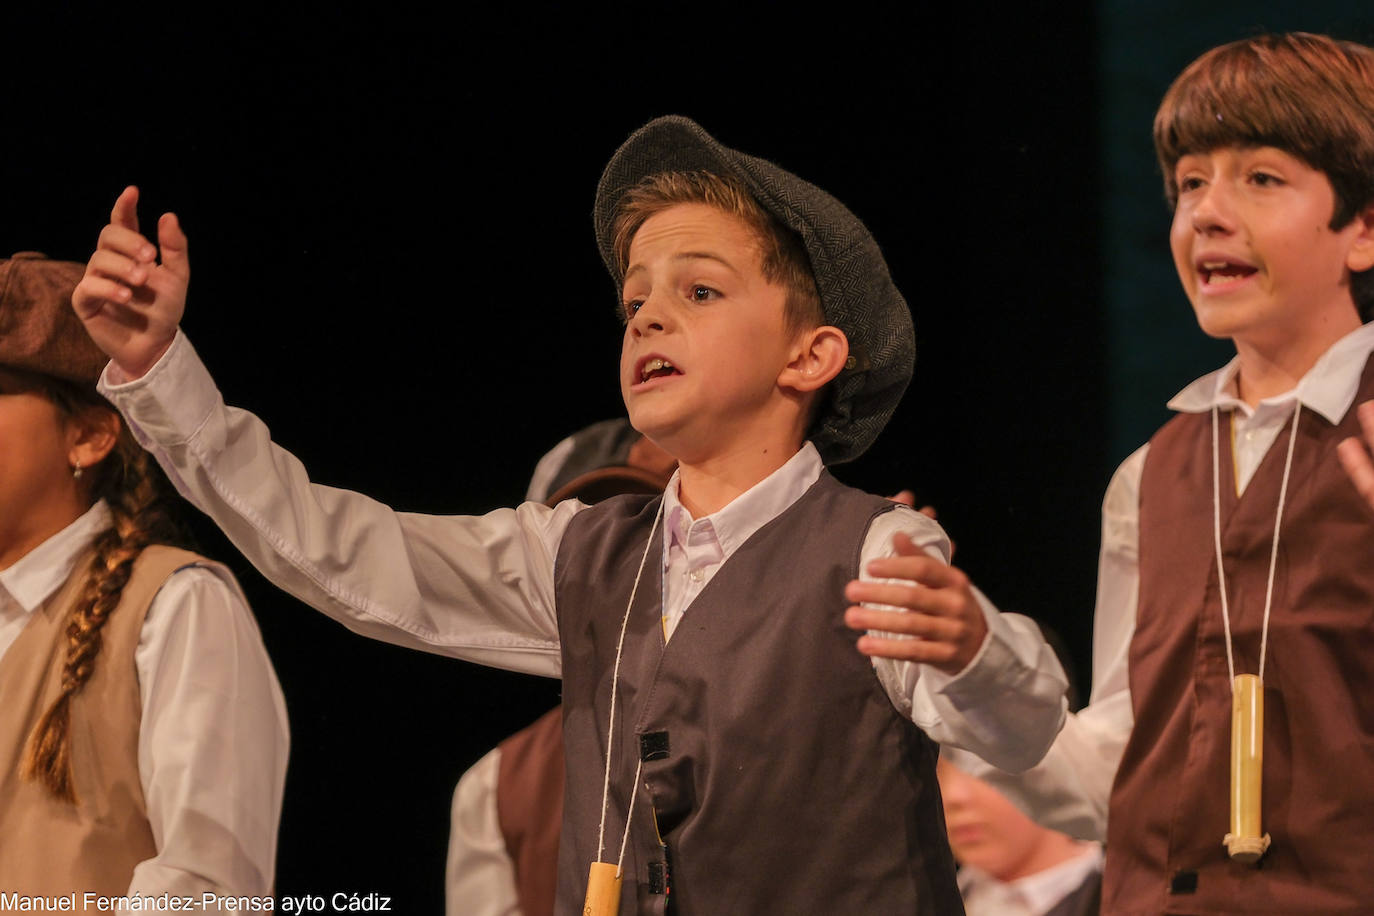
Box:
[931, 596, 1069, 771]
[99, 330, 222, 448]
[925, 588, 1018, 694]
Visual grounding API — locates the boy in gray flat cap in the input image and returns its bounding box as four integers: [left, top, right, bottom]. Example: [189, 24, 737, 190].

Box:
[73, 116, 1067, 915]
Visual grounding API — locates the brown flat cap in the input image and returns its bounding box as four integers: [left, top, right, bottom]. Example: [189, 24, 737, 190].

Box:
[0, 253, 106, 385]
[594, 116, 914, 465]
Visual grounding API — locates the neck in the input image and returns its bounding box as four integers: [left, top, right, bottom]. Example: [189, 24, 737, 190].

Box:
[1234, 314, 1361, 407]
[0, 499, 87, 572]
[674, 439, 803, 518]
[997, 833, 1092, 883]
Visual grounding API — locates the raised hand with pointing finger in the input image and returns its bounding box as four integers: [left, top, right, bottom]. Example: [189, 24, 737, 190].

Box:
[72, 185, 189, 380]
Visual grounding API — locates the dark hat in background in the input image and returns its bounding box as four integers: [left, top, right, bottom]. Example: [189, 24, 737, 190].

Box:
[593, 116, 915, 465]
[0, 252, 105, 385]
[531, 418, 677, 507]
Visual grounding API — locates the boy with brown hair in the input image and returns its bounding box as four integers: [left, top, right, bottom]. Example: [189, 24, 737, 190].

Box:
[896, 33, 1374, 915]
[72, 116, 1068, 914]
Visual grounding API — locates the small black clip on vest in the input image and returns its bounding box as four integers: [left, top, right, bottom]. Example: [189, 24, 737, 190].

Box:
[640, 730, 670, 761]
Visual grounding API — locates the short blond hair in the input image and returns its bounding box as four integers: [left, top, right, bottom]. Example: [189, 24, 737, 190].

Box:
[611, 170, 824, 333]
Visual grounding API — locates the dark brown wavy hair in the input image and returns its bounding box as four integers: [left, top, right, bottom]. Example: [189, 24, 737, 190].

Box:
[13, 370, 184, 802]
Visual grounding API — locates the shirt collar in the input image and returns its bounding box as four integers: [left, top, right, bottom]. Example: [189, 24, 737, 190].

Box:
[1168, 322, 1374, 424]
[957, 844, 1103, 913]
[661, 441, 824, 558]
[0, 502, 112, 615]
[1009, 844, 1104, 913]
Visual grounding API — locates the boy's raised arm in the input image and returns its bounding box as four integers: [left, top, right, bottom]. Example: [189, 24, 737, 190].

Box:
[74, 192, 567, 677]
[73, 186, 186, 380]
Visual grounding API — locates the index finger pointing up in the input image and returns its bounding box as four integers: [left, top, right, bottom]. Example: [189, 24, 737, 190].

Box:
[111, 185, 141, 235]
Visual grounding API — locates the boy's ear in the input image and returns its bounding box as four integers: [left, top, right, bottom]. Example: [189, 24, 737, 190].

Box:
[779, 325, 849, 394]
[66, 406, 121, 472]
[1346, 204, 1374, 274]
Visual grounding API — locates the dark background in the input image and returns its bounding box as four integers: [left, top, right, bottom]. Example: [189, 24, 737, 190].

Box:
[0, 3, 1366, 911]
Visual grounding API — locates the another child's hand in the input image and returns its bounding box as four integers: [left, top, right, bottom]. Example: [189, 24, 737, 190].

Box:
[72, 186, 189, 380]
[1337, 401, 1374, 512]
[843, 531, 987, 676]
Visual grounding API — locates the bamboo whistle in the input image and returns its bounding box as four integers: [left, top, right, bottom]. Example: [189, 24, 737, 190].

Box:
[1224, 674, 1271, 864]
[583, 862, 622, 916]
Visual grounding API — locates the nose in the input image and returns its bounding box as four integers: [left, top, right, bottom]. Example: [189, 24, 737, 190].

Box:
[1189, 180, 1236, 235]
[627, 290, 672, 338]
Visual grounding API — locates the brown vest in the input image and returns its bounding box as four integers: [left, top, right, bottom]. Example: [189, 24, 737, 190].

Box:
[553, 471, 962, 916]
[1105, 360, 1374, 914]
[496, 706, 564, 916]
[0, 545, 201, 898]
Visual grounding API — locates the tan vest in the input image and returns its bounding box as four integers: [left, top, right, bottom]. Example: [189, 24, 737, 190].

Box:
[0, 545, 201, 897]
[1105, 357, 1374, 914]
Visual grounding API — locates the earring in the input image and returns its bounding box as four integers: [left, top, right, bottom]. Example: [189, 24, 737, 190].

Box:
[72, 461, 83, 480]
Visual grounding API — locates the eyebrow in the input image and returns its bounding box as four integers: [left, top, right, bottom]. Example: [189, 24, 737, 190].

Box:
[624, 250, 742, 283]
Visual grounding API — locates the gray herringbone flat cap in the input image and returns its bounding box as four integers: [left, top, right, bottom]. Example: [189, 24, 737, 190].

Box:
[594, 115, 914, 465]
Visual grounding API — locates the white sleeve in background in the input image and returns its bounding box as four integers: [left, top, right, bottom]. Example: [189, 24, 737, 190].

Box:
[126, 565, 289, 896]
[446, 749, 522, 916]
[525, 435, 577, 504]
[864, 506, 1070, 774]
[99, 332, 578, 678]
[956, 446, 1146, 840]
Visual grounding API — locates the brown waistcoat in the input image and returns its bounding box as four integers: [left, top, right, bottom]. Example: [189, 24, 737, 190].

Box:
[1104, 361, 1374, 914]
[0, 545, 201, 898]
[496, 705, 564, 916]
[553, 471, 962, 916]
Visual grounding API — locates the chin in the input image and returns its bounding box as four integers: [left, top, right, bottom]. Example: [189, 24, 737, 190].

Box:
[627, 411, 679, 449]
[1190, 305, 1250, 341]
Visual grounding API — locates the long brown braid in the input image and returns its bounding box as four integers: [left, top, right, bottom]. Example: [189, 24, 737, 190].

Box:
[19, 374, 184, 802]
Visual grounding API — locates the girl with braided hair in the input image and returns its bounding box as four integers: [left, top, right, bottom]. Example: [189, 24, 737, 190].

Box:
[0, 254, 289, 903]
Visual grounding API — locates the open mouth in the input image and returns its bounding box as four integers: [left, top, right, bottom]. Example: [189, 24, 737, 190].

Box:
[1199, 259, 1258, 286]
[639, 357, 681, 383]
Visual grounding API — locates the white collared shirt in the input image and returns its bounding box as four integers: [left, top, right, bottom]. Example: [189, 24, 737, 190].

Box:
[957, 843, 1103, 916]
[100, 330, 1068, 776]
[963, 321, 1374, 840]
[0, 502, 289, 896]
[659, 443, 903, 641]
[1166, 321, 1374, 492]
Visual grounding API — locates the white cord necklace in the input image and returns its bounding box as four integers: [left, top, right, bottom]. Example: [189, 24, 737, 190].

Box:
[1210, 400, 1301, 864]
[585, 500, 664, 916]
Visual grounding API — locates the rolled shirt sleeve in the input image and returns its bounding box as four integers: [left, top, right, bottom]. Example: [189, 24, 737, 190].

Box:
[863, 506, 1070, 773]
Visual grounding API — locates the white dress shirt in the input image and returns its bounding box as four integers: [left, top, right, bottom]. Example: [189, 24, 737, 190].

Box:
[100, 330, 1067, 772]
[0, 501, 290, 895]
[445, 748, 521, 916]
[965, 321, 1374, 839]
